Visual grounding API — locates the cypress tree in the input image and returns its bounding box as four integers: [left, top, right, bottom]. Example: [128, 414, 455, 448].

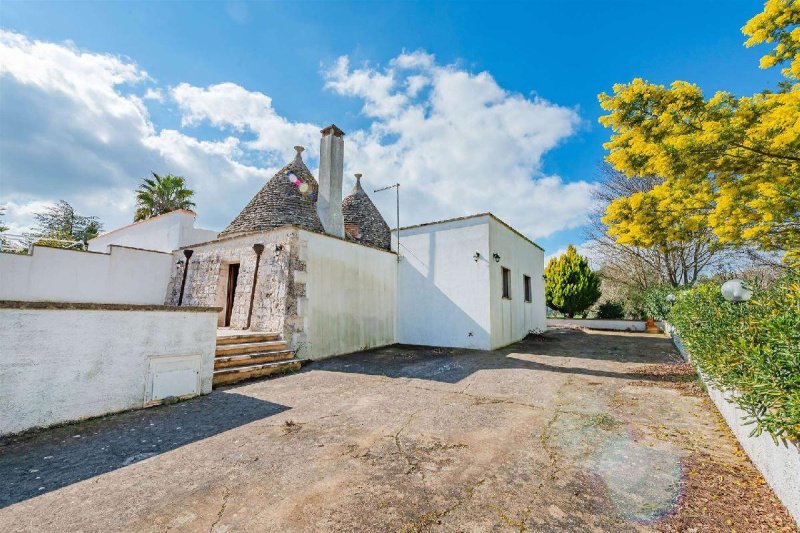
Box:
[545, 245, 601, 318]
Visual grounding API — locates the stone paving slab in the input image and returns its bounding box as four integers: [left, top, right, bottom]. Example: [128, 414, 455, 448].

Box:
[0, 328, 793, 531]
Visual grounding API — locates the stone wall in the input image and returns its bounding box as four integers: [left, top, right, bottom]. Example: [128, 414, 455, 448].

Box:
[165, 225, 398, 358]
[166, 228, 304, 339]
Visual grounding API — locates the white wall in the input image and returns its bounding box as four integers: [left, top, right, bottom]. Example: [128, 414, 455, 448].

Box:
[88, 210, 217, 253]
[0, 245, 173, 304]
[489, 217, 546, 349]
[298, 229, 397, 359]
[547, 318, 664, 332]
[396, 216, 492, 349]
[666, 323, 800, 526]
[0, 303, 218, 435]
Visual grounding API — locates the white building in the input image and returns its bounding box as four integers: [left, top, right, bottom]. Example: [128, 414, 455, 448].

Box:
[9, 124, 546, 357]
[396, 214, 545, 350]
[0, 123, 546, 433]
[88, 209, 217, 253]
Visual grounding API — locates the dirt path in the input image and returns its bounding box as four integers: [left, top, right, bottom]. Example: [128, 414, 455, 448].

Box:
[1, 328, 795, 531]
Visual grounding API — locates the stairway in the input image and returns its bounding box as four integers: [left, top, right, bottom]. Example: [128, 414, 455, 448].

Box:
[213, 332, 307, 387]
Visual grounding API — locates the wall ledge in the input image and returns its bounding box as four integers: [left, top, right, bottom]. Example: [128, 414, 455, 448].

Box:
[0, 301, 222, 313]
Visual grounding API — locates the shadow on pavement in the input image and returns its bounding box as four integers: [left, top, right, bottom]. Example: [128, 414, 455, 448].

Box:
[308, 328, 683, 385]
[0, 391, 288, 508]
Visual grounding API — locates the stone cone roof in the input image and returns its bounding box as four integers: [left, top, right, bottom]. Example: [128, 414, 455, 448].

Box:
[220, 147, 324, 236]
[342, 174, 391, 250]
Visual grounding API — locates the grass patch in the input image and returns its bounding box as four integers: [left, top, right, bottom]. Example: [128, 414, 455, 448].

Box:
[584, 413, 620, 430]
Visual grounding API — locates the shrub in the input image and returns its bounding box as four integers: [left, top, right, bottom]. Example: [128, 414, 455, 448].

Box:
[597, 300, 626, 319]
[642, 285, 675, 320]
[668, 271, 800, 443]
[545, 245, 601, 318]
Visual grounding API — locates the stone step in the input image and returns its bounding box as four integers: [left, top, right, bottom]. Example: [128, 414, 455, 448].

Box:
[216, 332, 281, 346]
[212, 359, 307, 387]
[214, 350, 296, 369]
[215, 340, 288, 357]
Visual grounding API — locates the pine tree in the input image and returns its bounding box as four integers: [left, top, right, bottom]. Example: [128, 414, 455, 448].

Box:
[545, 245, 601, 318]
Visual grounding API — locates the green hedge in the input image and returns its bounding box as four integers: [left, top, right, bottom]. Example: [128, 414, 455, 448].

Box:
[668, 272, 800, 443]
[597, 300, 626, 319]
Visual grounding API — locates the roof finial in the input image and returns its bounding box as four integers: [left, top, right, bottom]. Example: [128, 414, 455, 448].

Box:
[355, 173, 362, 182]
[294, 146, 305, 161]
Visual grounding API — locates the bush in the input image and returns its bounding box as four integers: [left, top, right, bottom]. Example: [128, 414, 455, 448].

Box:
[597, 300, 626, 319]
[544, 245, 601, 318]
[642, 285, 675, 320]
[668, 272, 800, 443]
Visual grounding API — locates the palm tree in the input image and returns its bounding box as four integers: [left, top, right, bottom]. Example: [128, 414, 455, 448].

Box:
[134, 172, 196, 221]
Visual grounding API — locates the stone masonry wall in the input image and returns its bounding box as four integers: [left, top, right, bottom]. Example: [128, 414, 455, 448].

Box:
[165, 228, 305, 339]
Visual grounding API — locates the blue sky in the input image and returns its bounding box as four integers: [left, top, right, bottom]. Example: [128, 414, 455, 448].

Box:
[0, 1, 780, 255]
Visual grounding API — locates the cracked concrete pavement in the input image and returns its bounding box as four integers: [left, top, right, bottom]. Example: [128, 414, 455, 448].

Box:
[0, 328, 788, 531]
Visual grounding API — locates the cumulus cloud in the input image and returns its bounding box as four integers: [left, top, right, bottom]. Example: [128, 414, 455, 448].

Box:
[170, 82, 320, 161]
[1, 30, 595, 245]
[324, 54, 594, 239]
[0, 30, 273, 232]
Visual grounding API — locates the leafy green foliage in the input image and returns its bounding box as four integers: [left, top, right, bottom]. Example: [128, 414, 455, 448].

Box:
[135, 172, 196, 221]
[28, 200, 102, 248]
[668, 272, 800, 442]
[0, 206, 8, 233]
[545, 245, 601, 318]
[597, 300, 626, 319]
[642, 285, 675, 320]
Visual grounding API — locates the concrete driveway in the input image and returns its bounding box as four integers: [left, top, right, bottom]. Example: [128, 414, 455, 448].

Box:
[0, 328, 794, 532]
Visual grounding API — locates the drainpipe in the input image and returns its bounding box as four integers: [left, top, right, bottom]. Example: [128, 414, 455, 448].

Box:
[177, 249, 193, 306]
[246, 243, 265, 330]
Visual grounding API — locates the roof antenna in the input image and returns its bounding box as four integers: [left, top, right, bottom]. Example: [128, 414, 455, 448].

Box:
[374, 182, 400, 261]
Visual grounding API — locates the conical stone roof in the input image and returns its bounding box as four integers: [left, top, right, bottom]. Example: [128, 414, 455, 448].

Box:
[220, 147, 324, 236]
[342, 174, 391, 250]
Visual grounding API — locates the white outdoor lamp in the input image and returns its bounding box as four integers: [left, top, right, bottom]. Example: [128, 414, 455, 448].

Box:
[666, 293, 676, 304]
[721, 279, 753, 303]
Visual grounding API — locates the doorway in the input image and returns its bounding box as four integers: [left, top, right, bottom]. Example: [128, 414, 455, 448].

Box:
[224, 263, 240, 327]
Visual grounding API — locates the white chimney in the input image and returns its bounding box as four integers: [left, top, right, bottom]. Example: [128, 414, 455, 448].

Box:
[317, 124, 345, 238]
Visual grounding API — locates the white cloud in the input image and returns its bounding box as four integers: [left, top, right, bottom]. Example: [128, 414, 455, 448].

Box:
[391, 50, 435, 70]
[0, 30, 277, 233]
[1, 31, 595, 245]
[170, 82, 320, 161]
[143, 87, 164, 102]
[325, 55, 594, 239]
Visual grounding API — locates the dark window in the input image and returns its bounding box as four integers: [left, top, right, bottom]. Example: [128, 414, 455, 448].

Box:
[524, 275, 532, 302]
[502, 267, 511, 299]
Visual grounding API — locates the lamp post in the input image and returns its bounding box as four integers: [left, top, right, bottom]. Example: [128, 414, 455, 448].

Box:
[246, 243, 265, 330]
[721, 279, 753, 303]
[177, 249, 193, 306]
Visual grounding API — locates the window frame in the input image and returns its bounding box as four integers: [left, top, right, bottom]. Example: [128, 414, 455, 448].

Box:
[501, 266, 512, 299]
[523, 274, 532, 303]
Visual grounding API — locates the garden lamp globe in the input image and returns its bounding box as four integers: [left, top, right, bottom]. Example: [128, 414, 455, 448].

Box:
[666, 293, 676, 303]
[720, 279, 752, 303]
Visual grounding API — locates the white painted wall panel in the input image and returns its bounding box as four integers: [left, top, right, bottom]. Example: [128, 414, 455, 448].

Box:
[299, 230, 397, 359]
[88, 210, 217, 253]
[396, 217, 492, 349]
[0, 306, 218, 435]
[489, 217, 546, 349]
[0, 245, 173, 304]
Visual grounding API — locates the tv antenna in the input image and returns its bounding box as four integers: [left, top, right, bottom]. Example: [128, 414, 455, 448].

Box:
[374, 182, 400, 260]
